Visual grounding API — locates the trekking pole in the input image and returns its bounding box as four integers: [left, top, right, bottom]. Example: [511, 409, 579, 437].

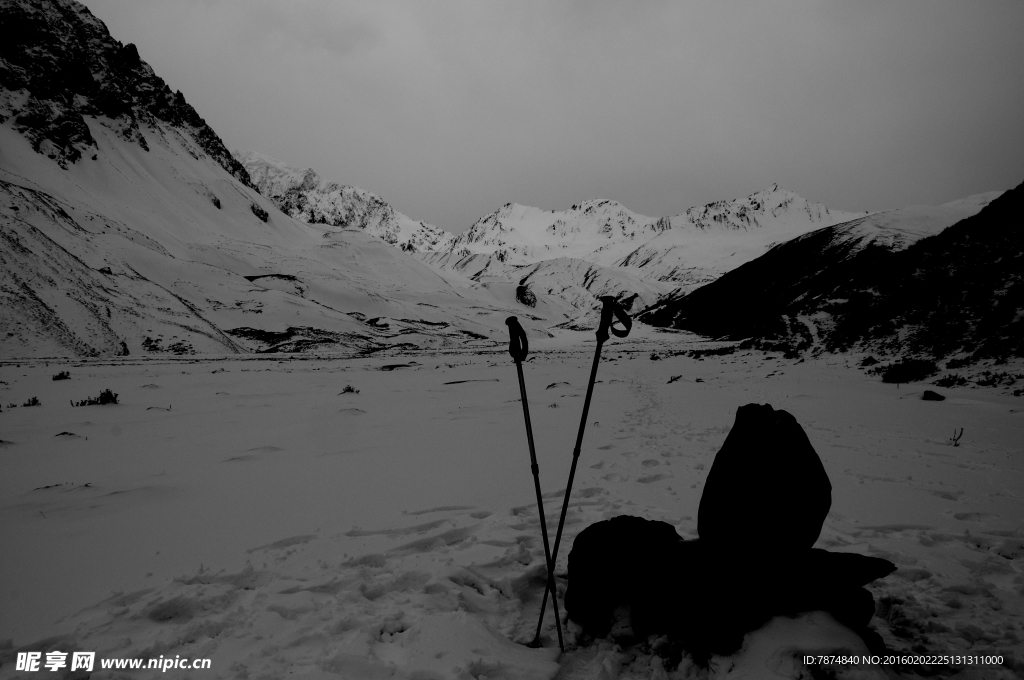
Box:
[505, 316, 564, 652]
[533, 296, 631, 642]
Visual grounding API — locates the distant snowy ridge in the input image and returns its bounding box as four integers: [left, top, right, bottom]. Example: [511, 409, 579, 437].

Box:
[234, 149, 865, 293]
[236, 150, 455, 253]
[416, 185, 867, 327]
[428, 184, 865, 274]
[638, 189, 1008, 355]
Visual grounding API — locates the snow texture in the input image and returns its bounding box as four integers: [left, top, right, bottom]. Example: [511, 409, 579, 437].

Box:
[1, 337, 1021, 678]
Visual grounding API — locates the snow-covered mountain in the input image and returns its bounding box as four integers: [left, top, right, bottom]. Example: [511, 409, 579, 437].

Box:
[0, 0, 549, 359]
[415, 185, 867, 326]
[638, 190, 1007, 355]
[434, 185, 862, 272]
[0, 0, 250, 183]
[232, 153, 870, 329]
[236, 150, 455, 253]
[231, 151, 867, 310]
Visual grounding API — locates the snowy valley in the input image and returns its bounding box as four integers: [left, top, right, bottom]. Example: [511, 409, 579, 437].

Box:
[1, 1, 1022, 679]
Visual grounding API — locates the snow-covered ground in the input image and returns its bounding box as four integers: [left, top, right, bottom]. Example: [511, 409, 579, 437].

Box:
[1, 331, 1022, 678]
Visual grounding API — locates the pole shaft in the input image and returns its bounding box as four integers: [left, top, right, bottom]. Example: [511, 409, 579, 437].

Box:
[533, 338, 605, 644]
[515, 361, 564, 651]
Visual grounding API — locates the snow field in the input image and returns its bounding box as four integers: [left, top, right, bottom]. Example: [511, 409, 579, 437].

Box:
[0, 342, 1021, 678]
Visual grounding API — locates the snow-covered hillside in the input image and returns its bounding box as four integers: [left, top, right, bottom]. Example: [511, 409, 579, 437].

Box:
[236, 151, 456, 254]
[638, 189, 1007, 353]
[0, 0, 553, 359]
[426, 184, 863, 274]
[415, 185, 867, 326]
[232, 151, 869, 329]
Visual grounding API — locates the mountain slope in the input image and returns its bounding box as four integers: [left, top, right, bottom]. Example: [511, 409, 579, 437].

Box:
[236, 150, 455, 253]
[0, 0, 553, 359]
[638, 187, 1016, 360]
[0, 0, 248, 183]
[414, 185, 866, 326]
[426, 185, 864, 280]
[235, 151, 867, 329]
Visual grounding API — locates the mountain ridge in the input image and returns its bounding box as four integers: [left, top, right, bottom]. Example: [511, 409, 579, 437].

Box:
[0, 0, 250, 185]
[0, 0, 556, 359]
[236, 150, 455, 253]
[637, 187, 1014, 360]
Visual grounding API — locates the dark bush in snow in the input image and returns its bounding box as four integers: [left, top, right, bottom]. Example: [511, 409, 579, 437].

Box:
[877, 359, 938, 383]
[72, 389, 118, 406]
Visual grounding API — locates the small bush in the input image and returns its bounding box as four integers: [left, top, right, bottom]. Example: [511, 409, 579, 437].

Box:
[877, 359, 938, 384]
[22, 396, 40, 406]
[52, 371, 70, 381]
[974, 371, 1017, 387]
[933, 374, 967, 388]
[687, 346, 737, 359]
[340, 385, 360, 394]
[72, 389, 118, 407]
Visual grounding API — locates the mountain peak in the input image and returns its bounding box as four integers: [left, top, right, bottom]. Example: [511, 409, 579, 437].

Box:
[0, 0, 250, 184]
[235, 150, 455, 253]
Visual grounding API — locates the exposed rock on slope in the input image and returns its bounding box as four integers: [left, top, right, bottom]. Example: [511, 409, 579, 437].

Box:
[236, 150, 454, 253]
[0, 0, 249, 183]
[0, 0, 548, 358]
[639, 187, 1018, 361]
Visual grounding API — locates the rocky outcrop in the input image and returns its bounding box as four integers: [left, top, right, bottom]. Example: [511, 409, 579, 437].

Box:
[236, 150, 455, 253]
[515, 284, 537, 307]
[0, 0, 250, 184]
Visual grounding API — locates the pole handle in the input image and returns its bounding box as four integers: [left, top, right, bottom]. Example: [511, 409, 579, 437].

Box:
[505, 316, 529, 362]
[596, 296, 632, 342]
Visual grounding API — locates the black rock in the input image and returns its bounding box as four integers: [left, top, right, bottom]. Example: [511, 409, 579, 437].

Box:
[698, 403, 831, 553]
[515, 285, 537, 307]
[251, 202, 269, 222]
[921, 389, 945, 401]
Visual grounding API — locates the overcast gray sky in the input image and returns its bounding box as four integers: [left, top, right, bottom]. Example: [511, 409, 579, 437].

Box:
[81, 0, 1024, 233]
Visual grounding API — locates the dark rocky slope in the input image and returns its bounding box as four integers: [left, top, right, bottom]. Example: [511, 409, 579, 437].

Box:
[639, 182, 1023, 361]
[0, 0, 249, 183]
